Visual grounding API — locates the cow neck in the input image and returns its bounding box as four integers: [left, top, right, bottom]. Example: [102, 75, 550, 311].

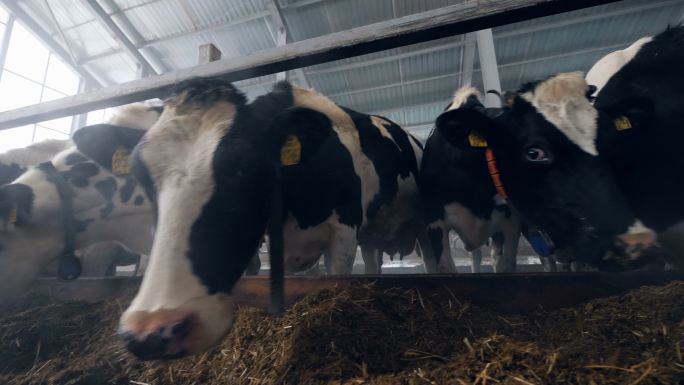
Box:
[36, 161, 81, 280]
[484, 148, 508, 200]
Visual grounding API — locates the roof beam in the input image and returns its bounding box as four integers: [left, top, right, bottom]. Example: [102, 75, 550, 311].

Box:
[305, 0, 677, 76]
[0, 0, 622, 129]
[81, 0, 157, 75]
[74, 10, 271, 66]
[0, 0, 101, 87]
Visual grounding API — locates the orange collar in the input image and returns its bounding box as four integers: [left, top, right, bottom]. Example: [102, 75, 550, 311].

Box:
[485, 148, 508, 200]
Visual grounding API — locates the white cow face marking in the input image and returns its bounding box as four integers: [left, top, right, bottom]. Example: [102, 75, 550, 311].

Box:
[585, 37, 653, 97]
[120, 81, 269, 359]
[520, 72, 599, 156]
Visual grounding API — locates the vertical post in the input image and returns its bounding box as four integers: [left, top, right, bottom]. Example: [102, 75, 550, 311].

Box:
[275, 28, 287, 81]
[460, 32, 476, 87]
[71, 79, 89, 134]
[198, 43, 221, 65]
[475, 28, 502, 108]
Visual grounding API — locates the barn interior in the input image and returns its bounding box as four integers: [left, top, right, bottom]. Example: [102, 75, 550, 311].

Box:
[0, 0, 683, 384]
[0, 0, 681, 272]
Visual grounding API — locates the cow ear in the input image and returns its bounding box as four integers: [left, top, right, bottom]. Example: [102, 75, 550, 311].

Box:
[435, 108, 499, 148]
[271, 107, 333, 166]
[599, 96, 654, 132]
[72, 124, 145, 172]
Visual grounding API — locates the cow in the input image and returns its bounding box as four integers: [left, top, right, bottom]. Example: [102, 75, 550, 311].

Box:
[583, 26, 684, 269]
[433, 69, 661, 270]
[422, 86, 558, 273]
[0, 103, 161, 304]
[118, 78, 445, 359]
[0, 103, 162, 280]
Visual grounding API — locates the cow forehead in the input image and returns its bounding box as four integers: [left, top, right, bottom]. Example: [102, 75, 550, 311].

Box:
[520, 72, 598, 156]
[585, 36, 653, 97]
[446, 86, 481, 111]
[146, 101, 236, 144]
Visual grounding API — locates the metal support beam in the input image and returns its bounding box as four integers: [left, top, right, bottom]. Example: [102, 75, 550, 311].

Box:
[460, 33, 476, 86]
[82, 0, 157, 75]
[0, 14, 14, 84]
[0, 0, 622, 129]
[0, 0, 101, 87]
[265, 0, 309, 87]
[475, 28, 502, 107]
[305, 0, 676, 77]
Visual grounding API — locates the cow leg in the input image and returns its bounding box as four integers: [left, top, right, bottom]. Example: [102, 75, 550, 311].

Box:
[491, 232, 520, 273]
[423, 221, 456, 273]
[244, 252, 261, 276]
[325, 224, 357, 275]
[79, 242, 141, 277]
[470, 248, 483, 273]
[361, 246, 381, 274]
[540, 256, 557, 272]
[490, 233, 504, 273]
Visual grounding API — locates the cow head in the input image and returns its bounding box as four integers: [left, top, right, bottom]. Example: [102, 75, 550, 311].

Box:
[436, 73, 656, 269]
[119, 78, 337, 359]
[0, 109, 158, 304]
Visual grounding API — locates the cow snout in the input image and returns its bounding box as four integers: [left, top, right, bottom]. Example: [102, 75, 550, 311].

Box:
[614, 222, 658, 261]
[118, 310, 200, 360]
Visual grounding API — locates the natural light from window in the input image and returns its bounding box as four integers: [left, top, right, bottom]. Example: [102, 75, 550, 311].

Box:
[0, 6, 84, 152]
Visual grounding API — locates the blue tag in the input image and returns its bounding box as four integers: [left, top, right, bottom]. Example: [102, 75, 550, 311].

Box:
[526, 232, 554, 257]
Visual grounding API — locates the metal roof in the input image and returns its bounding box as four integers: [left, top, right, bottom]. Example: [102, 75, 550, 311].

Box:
[7, 0, 684, 140]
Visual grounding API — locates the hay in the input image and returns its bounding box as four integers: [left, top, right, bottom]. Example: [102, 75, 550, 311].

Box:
[1, 281, 683, 385]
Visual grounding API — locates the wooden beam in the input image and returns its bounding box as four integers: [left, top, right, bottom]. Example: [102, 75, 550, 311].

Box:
[29, 271, 684, 312]
[0, 0, 621, 129]
[198, 43, 222, 65]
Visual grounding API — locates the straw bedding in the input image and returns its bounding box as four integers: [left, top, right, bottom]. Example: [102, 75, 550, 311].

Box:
[1, 281, 683, 385]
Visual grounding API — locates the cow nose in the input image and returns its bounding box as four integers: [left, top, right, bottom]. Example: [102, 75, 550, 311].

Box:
[615, 222, 658, 260]
[118, 312, 197, 360]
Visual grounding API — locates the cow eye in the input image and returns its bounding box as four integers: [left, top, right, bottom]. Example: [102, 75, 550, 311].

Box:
[525, 147, 551, 163]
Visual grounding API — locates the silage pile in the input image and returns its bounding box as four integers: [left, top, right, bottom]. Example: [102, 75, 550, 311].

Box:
[1, 281, 683, 385]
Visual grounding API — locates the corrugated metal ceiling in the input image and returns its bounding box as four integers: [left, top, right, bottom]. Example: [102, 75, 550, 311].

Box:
[8, 0, 684, 140]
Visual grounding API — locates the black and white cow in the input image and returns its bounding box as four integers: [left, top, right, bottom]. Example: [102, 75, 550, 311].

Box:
[583, 26, 684, 268]
[422, 87, 521, 273]
[119, 78, 441, 359]
[0, 104, 160, 304]
[0, 139, 71, 185]
[422, 86, 562, 273]
[434, 69, 661, 269]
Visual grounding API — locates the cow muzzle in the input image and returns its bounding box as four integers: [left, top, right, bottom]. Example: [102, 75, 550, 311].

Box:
[118, 309, 200, 360]
[119, 293, 235, 360]
[614, 221, 658, 260]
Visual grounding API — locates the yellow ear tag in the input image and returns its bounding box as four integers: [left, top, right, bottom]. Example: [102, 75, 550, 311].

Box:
[468, 131, 488, 147]
[7, 205, 17, 225]
[614, 116, 632, 131]
[112, 146, 132, 175]
[280, 135, 301, 166]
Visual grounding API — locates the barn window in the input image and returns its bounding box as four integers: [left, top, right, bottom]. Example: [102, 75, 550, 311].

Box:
[0, 18, 81, 151]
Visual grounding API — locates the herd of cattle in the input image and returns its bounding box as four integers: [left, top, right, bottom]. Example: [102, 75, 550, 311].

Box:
[0, 26, 681, 359]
